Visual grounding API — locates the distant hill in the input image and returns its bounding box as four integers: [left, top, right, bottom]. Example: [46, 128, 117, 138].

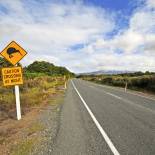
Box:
[79, 70, 134, 75]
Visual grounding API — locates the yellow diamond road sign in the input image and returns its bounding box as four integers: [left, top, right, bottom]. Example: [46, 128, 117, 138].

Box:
[1, 66, 23, 86]
[0, 41, 27, 65]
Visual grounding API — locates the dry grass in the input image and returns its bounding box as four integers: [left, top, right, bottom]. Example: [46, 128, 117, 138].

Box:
[27, 122, 45, 136]
[0, 75, 67, 155]
[11, 137, 38, 155]
[0, 76, 66, 121]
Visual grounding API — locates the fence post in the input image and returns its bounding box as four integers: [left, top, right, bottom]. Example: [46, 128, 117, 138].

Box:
[125, 81, 128, 92]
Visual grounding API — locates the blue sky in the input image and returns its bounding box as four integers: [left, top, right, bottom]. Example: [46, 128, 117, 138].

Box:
[0, 0, 155, 73]
[85, 0, 140, 11]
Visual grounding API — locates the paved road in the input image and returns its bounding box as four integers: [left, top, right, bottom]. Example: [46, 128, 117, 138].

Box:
[52, 79, 155, 155]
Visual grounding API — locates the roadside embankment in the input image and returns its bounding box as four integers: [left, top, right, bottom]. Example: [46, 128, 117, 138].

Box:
[0, 76, 66, 155]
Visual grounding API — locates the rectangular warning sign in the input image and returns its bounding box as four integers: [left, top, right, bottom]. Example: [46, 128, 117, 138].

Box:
[2, 66, 23, 86]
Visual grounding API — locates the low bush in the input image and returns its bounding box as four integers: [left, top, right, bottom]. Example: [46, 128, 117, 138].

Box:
[82, 74, 155, 93]
[0, 76, 66, 120]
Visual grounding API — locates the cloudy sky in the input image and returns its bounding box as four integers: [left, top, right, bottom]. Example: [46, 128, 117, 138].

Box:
[0, 0, 155, 73]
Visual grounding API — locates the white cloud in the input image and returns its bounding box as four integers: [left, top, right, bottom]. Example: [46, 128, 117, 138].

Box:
[147, 0, 155, 8]
[79, 0, 155, 73]
[0, 0, 115, 73]
[0, 0, 155, 73]
[130, 10, 155, 34]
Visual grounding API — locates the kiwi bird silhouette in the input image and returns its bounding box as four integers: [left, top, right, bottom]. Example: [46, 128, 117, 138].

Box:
[7, 47, 22, 58]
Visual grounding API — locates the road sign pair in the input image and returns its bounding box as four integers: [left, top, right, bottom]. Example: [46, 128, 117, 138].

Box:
[1, 41, 27, 86]
[0, 41, 27, 120]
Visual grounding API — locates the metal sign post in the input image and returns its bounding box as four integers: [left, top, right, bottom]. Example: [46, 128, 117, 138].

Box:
[15, 85, 21, 120]
[15, 64, 22, 120]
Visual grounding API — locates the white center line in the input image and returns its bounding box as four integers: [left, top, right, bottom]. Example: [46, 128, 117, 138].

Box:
[71, 80, 120, 155]
[105, 90, 155, 114]
[106, 92, 122, 100]
[93, 82, 155, 101]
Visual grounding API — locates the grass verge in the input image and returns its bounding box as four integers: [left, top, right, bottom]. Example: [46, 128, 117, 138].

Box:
[11, 137, 38, 155]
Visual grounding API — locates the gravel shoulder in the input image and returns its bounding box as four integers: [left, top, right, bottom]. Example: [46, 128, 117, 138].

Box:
[31, 93, 64, 155]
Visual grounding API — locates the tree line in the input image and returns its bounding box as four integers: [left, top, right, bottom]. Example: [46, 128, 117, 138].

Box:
[0, 57, 75, 79]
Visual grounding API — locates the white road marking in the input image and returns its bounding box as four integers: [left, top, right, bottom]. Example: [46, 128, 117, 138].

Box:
[120, 97, 155, 114]
[80, 80, 155, 113]
[83, 80, 155, 101]
[71, 80, 120, 155]
[96, 83, 155, 101]
[125, 91, 155, 101]
[88, 85, 95, 88]
[88, 83, 154, 113]
[106, 92, 122, 100]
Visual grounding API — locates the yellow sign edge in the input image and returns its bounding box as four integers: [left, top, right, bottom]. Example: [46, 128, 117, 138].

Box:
[0, 40, 28, 66]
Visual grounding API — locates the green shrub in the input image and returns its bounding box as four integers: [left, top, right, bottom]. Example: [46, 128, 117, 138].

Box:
[86, 74, 155, 93]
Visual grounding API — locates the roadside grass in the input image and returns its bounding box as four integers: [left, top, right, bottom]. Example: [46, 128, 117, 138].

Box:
[11, 137, 38, 155]
[0, 76, 66, 121]
[0, 92, 15, 107]
[27, 122, 45, 136]
[0, 137, 5, 145]
[0, 75, 67, 155]
[48, 94, 64, 106]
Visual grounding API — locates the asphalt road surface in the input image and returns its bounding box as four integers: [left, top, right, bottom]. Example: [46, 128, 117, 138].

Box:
[52, 79, 155, 155]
